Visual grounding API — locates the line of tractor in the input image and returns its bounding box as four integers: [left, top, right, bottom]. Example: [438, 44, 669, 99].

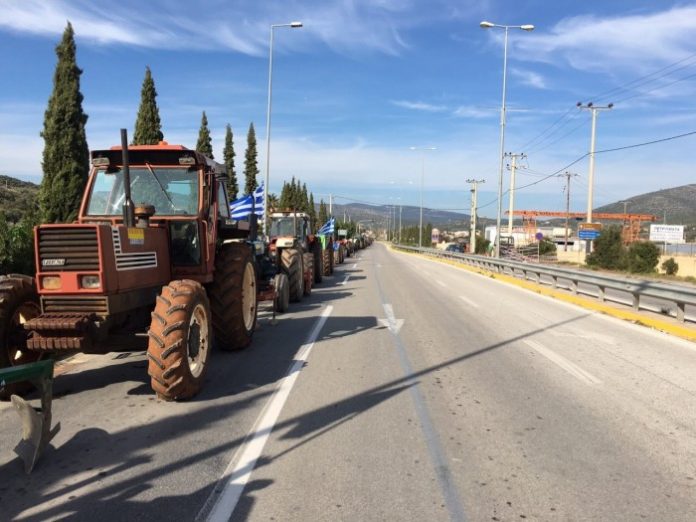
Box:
[0, 131, 372, 472]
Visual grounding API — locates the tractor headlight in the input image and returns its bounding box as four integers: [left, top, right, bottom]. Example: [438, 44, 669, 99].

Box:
[41, 276, 62, 290]
[80, 275, 101, 289]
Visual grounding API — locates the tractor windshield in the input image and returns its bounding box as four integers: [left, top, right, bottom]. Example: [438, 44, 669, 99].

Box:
[86, 167, 199, 216]
[270, 217, 300, 237]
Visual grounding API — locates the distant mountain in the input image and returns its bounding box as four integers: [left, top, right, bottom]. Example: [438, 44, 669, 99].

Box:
[595, 184, 696, 224]
[329, 202, 476, 230]
[0, 175, 39, 222]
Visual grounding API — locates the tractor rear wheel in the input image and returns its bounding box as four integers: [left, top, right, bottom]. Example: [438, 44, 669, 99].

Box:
[210, 242, 257, 351]
[303, 253, 313, 296]
[147, 280, 211, 401]
[322, 248, 332, 277]
[313, 242, 323, 284]
[0, 275, 41, 399]
[282, 248, 304, 302]
[273, 273, 290, 313]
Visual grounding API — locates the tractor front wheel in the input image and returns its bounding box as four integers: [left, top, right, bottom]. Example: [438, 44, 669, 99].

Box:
[313, 242, 323, 284]
[274, 273, 290, 313]
[147, 280, 211, 401]
[303, 253, 313, 296]
[0, 275, 41, 400]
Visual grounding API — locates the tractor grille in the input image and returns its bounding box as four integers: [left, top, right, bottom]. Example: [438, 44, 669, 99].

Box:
[38, 227, 99, 271]
[41, 296, 109, 316]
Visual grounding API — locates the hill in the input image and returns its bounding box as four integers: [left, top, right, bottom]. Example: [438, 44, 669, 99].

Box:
[595, 184, 696, 224]
[0, 175, 39, 222]
[330, 202, 478, 230]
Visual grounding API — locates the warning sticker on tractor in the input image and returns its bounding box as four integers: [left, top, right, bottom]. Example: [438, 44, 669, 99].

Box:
[127, 228, 144, 245]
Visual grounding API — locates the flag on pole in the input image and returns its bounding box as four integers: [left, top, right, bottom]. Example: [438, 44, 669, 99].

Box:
[317, 217, 335, 235]
[230, 183, 264, 219]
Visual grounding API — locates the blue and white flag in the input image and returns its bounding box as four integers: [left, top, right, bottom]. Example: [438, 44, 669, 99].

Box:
[230, 183, 264, 219]
[317, 217, 335, 236]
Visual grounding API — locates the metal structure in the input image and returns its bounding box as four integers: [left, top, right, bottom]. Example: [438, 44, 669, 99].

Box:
[409, 146, 436, 247]
[394, 245, 696, 323]
[506, 210, 657, 244]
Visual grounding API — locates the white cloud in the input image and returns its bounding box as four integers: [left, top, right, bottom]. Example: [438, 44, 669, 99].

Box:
[452, 105, 496, 118]
[509, 67, 547, 89]
[511, 5, 696, 74]
[391, 100, 447, 112]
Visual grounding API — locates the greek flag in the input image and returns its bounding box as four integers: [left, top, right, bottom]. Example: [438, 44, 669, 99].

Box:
[230, 184, 265, 219]
[317, 217, 335, 235]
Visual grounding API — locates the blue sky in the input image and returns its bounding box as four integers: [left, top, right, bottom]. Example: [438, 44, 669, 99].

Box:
[1, 0, 696, 218]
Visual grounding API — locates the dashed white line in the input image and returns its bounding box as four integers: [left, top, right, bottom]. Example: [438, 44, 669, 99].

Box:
[351, 263, 357, 269]
[458, 295, 480, 309]
[524, 339, 601, 385]
[339, 275, 350, 286]
[202, 306, 334, 521]
[435, 279, 446, 288]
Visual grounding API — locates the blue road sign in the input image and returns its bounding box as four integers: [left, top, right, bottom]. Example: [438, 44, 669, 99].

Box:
[578, 230, 601, 240]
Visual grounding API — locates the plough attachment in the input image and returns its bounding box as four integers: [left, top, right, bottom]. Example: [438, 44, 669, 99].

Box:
[1, 359, 60, 473]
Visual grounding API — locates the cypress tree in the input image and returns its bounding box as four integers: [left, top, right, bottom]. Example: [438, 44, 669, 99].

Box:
[222, 123, 238, 199]
[279, 182, 290, 208]
[308, 193, 317, 229]
[244, 122, 258, 195]
[318, 200, 328, 226]
[301, 183, 309, 213]
[132, 66, 163, 145]
[39, 22, 89, 224]
[196, 111, 213, 158]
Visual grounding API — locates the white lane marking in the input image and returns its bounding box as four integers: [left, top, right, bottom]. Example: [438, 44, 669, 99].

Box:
[203, 306, 334, 521]
[524, 339, 601, 385]
[435, 279, 446, 287]
[339, 275, 349, 286]
[378, 303, 405, 334]
[351, 263, 357, 269]
[376, 263, 382, 268]
[458, 295, 480, 309]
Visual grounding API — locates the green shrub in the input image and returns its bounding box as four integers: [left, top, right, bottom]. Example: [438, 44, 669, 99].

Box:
[0, 212, 37, 275]
[475, 236, 490, 255]
[626, 241, 660, 273]
[539, 237, 557, 255]
[586, 225, 626, 270]
[661, 257, 679, 276]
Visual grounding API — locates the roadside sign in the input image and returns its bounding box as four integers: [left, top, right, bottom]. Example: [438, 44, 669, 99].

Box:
[535, 232, 544, 241]
[578, 229, 601, 240]
[338, 229, 348, 236]
[649, 224, 684, 243]
[579, 223, 603, 231]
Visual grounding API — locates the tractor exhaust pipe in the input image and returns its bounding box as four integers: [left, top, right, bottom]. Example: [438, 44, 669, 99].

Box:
[120, 129, 136, 228]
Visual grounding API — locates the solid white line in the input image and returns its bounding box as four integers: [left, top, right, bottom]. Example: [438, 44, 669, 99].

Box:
[340, 275, 349, 286]
[435, 279, 446, 288]
[458, 295, 480, 309]
[524, 339, 601, 385]
[204, 306, 334, 522]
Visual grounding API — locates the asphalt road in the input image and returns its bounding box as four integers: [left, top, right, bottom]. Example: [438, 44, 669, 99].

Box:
[1, 243, 696, 521]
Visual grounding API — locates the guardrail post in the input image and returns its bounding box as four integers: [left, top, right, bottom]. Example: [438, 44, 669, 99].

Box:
[551, 276, 557, 289]
[598, 287, 605, 302]
[570, 280, 578, 294]
[676, 302, 685, 322]
[632, 294, 640, 311]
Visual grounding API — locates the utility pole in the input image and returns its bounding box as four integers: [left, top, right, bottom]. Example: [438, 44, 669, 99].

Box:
[467, 178, 485, 254]
[505, 152, 526, 236]
[399, 205, 402, 244]
[329, 193, 333, 216]
[578, 101, 613, 253]
[556, 171, 578, 252]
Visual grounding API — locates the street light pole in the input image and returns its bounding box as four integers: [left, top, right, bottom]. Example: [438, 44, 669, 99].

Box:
[577, 101, 613, 253]
[410, 146, 436, 247]
[467, 178, 485, 254]
[263, 21, 302, 235]
[480, 20, 534, 257]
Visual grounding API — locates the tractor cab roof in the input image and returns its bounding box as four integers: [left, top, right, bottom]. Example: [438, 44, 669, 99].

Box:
[91, 141, 227, 179]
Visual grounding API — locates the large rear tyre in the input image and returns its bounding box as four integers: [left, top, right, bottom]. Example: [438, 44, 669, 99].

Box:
[0, 275, 41, 400]
[147, 280, 212, 401]
[303, 253, 313, 296]
[313, 242, 323, 284]
[273, 273, 290, 313]
[210, 242, 257, 351]
[282, 248, 304, 302]
[322, 248, 333, 277]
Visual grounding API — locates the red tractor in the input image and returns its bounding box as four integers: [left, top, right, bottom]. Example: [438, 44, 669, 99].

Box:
[0, 130, 270, 401]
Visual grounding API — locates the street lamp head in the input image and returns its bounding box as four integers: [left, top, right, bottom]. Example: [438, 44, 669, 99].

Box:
[520, 24, 535, 31]
[576, 101, 582, 107]
[587, 102, 593, 108]
[480, 21, 494, 28]
[607, 102, 614, 109]
[290, 21, 303, 28]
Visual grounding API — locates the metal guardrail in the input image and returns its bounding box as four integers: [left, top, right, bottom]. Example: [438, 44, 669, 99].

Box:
[394, 244, 696, 323]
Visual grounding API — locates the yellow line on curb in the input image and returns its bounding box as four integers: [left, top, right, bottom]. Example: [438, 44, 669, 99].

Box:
[390, 245, 696, 343]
